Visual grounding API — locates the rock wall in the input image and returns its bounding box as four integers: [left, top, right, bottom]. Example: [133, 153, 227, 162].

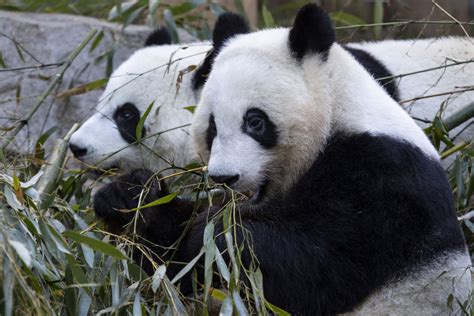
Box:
[0, 11, 194, 153]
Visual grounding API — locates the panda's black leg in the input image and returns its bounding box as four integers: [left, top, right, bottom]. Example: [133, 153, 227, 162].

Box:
[93, 169, 157, 234]
[93, 169, 194, 274]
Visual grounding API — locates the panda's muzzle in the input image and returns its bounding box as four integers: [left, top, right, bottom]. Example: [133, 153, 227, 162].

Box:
[69, 143, 88, 158]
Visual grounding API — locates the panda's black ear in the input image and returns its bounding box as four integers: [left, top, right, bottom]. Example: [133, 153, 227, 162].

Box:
[289, 4, 335, 61]
[144, 27, 172, 46]
[212, 12, 250, 52]
[192, 12, 250, 90]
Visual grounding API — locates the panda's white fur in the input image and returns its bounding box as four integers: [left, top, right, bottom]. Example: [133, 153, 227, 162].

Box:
[69, 42, 210, 172]
[193, 28, 438, 196]
[70, 33, 472, 173]
[348, 37, 474, 140]
[191, 11, 471, 315]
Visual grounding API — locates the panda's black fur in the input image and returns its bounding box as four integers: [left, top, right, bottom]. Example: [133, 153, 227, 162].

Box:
[343, 46, 399, 100]
[144, 27, 172, 46]
[94, 132, 465, 314]
[192, 12, 250, 90]
[93, 4, 467, 315]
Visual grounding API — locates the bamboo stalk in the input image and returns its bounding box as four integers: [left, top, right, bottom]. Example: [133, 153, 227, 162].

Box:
[35, 123, 79, 201]
[1, 29, 97, 151]
[443, 102, 474, 132]
[440, 141, 468, 160]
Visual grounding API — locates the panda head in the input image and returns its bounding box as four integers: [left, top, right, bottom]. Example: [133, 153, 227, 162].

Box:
[192, 5, 335, 201]
[69, 28, 211, 172]
[192, 4, 436, 203]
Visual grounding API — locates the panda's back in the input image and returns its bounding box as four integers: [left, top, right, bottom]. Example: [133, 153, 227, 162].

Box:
[255, 131, 470, 314]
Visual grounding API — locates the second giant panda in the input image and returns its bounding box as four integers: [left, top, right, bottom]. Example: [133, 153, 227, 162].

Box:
[68, 29, 212, 172]
[93, 4, 471, 315]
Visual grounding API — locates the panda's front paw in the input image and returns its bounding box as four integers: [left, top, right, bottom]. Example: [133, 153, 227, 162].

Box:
[93, 169, 159, 231]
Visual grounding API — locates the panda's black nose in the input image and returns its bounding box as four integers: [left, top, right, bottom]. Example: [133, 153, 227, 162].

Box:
[69, 143, 88, 158]
[210, 174, 240, 186]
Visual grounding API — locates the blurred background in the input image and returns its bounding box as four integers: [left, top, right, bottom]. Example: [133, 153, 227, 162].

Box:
[1, 0, 473, 39]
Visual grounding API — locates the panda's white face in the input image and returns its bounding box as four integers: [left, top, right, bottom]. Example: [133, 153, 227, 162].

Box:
[193, 29, 332, 201]
[70, 43, 210, 172]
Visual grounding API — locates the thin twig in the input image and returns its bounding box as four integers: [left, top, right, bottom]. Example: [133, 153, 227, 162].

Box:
[0, 62, 66, 73]
[1, 29, 98, 151]
[376, 59, 474, 81]
[0, 32, 44, 64]
[399, 87, 474, 104]
[432, 0, 470, 37]
[335, 20, 474, 30]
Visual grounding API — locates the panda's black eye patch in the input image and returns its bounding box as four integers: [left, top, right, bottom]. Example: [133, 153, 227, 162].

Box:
[243, 108, 278, 148]
[206, 114, 217, 151]
[113, 103, 145, 144]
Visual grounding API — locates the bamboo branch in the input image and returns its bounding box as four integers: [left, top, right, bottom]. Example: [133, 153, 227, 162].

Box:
[1, 29, 97, 151]
[443, 102, 474, 132]
[335, 20, 474, 30]
[376, 59, 474, 81]
[440, 141, 468, 160]
[35, 123, 79, 202]
[399, 87, 474, 104]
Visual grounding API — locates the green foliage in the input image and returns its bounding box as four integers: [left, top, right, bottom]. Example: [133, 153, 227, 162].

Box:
[1, 0, 227, 41]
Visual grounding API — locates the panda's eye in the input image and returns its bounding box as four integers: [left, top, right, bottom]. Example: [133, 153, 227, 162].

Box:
[247, 116, 265, 134]
[206, 114, 217, 151]
[119, 110, 134, 121]
[112, 103, 143, 144]
[209, 116, 217, 134]
[243, 108, 278, 148]
[246, 111, 266, 135]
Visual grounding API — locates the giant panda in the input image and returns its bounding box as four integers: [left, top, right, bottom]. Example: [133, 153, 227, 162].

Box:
[68, 29, 212, 172]
[93, 4, 471, 315]
[69, 19, 473, 173]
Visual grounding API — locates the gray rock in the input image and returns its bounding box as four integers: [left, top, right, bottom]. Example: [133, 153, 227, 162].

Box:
[0, 10, 194, 153]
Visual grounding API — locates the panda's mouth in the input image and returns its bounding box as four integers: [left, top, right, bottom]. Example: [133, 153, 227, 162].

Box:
[88, 164, 121, 177]
[248, 180, 269, 204]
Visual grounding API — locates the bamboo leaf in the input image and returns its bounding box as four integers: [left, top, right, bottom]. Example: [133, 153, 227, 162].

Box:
[220, 296, 233, 316]
[89, 30, 105, 53]
[214, 244, 230, 282]
[56, 78, 108, 98]
[136, 101, 154, 141]
[151, 265, 167, 293]
[3, 255, 14, 316]
[133, 192, 178, 211]
[265, 301, 291, 316]
[0, 52, 7, 68]
[133, 292, 142, 316]
[171, 248, 204, 284]
[64, 231, 127, 260]
[262, 5, 275, 28]
[203, 222, 215, 301]
[183, 105, 196, 113]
